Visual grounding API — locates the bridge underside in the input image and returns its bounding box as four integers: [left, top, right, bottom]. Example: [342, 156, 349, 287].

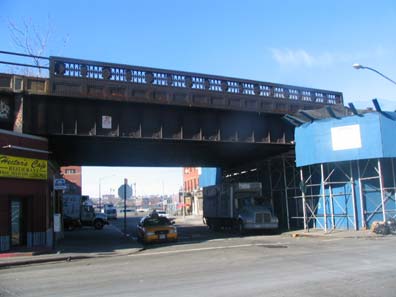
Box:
[16, 94, 294, 167]
[49, 135, 292, 167]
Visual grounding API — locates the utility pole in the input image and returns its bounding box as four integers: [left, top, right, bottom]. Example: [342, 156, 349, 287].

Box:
[124, 178, 127, 236]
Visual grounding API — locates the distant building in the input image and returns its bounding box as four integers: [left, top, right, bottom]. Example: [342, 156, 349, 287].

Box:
[60, 166, 81, 195]
[183, 167, 201, 215]
[183, 167, 200, 193]
[182, 167, 221, 216]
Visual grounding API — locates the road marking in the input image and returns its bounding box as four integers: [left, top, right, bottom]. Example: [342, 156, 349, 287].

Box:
[321, 238, 343, 242]
[129, 243, 286, 257]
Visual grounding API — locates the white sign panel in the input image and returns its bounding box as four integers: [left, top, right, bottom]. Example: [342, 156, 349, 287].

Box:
[102, 115, 112, 129]
[331, 124, 362, 151]
[54, 213, 61, 232]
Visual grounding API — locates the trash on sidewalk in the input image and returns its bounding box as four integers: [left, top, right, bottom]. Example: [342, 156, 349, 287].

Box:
[371, 219, 396, 235]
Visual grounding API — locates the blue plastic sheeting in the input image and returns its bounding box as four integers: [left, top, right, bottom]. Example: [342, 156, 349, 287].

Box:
[295, 112, 396, 167]
[310, 160, 396, 230]
[199, 167, 221, 187]
[379, 114, 396, 158]
[315, 183, 358, 230]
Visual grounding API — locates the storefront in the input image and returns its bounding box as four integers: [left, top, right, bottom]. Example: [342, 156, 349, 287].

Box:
[0, 129, 56, 252]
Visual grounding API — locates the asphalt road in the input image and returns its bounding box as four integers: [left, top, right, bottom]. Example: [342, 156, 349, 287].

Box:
[1, 234, 396, 297]
[110, 213, 227, 242]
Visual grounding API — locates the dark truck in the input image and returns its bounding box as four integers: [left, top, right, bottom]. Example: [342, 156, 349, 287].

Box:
[203, 182, 278, 232]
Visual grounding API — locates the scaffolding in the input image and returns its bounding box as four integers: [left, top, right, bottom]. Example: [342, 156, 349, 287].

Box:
[222, 154, 396, 231]
[290, 158, 396, 231]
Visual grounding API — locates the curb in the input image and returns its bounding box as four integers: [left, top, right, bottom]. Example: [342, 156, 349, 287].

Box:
[0, 255, 92, 269]
[0, 247, 144, 269]
[291, 233, 328, 238]
[289, 232, 381, 239]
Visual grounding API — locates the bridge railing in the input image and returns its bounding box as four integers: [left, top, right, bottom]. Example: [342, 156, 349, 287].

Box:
[49, 56, 343, 106]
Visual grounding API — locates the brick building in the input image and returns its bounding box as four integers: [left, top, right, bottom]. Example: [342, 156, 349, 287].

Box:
[182, 167, 202, 215]
[60, 166, 82, 195]
[0, 129, 58, 252]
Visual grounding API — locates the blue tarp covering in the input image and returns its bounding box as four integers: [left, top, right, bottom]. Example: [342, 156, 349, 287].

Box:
[295, 112, 396, 167]
[199, 167, 221, 187]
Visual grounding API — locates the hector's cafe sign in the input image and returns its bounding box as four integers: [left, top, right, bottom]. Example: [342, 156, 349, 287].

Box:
[0, 154, 47, 180]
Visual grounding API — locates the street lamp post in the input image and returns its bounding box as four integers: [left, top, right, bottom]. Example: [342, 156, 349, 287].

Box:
[98, 175, 115, 210]
[352, 64, 396, 86]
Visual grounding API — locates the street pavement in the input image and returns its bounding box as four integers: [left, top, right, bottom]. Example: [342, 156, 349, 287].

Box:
[0, 213, 209, 268]
[1, 228, 395, 297]
[0, 214, 383, 268]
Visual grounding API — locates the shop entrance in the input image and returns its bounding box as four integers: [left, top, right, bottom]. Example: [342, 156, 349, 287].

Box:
[10, 198, 26, 247]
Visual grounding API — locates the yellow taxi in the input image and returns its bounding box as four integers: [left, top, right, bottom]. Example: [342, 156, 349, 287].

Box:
[137, 215, 178, 244]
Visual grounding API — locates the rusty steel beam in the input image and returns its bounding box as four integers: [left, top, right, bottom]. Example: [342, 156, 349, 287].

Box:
[27, 95, 293, 145]
[48, 135, 293, 167]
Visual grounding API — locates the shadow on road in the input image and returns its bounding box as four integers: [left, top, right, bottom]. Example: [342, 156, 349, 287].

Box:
[57, 214, 281, 254]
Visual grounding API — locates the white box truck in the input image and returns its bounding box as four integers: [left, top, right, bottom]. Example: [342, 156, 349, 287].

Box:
[63, 195, 109, 230]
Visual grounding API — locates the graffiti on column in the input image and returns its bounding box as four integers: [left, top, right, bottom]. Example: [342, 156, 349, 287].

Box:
[0, 98, 11, 121]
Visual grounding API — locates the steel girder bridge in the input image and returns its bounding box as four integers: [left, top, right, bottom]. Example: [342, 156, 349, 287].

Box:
[0, 51, 343, 168]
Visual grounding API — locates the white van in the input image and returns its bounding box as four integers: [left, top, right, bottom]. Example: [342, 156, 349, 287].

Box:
[103, 203, 117, 220]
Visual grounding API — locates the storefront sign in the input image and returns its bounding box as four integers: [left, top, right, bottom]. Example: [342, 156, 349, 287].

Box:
[0, 154, 47, 180]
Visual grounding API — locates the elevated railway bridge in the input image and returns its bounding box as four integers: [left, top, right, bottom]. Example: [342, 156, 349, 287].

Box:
[0, 51, 346, 247]
[0, 52, 343, 169]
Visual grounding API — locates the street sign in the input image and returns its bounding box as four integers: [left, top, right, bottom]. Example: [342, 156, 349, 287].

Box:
[54, 178, 67, 190]
[118, 184, 132, 199]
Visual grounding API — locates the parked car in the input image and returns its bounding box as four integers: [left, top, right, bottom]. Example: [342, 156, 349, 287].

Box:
[157, 210, 170, 219]
[137, 208, 149, 213]
[102, 203, 117, 220]
[137, 215, 177, 244]
[119, 208, 134, 213]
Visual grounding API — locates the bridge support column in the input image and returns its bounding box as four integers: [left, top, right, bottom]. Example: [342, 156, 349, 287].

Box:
[13, 94, 24, 133]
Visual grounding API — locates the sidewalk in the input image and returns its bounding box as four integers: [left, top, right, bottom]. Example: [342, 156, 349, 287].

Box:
[174, 215, 204, 226]
[0, 224, 143, 269]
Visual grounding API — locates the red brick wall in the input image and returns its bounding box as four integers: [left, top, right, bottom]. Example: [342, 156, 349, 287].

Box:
[60, 166, 82, 195]
[183, 167, 200, 192]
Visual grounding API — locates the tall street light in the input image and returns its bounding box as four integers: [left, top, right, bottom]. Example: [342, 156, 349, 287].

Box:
[352, 64, 396, 86]
[98, 174, 115, 210]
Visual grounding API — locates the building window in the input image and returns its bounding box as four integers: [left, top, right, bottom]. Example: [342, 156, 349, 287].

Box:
[65, 169, 77, 174]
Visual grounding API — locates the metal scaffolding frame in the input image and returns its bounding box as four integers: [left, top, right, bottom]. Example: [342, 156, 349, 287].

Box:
[290, 158, 396, 231]
[224, 152, 301, 230]
[265, 155, 291, 230]
[224, 153, 396, 231]
[358, 158, 396, 228]
[264, 153, 303, 230]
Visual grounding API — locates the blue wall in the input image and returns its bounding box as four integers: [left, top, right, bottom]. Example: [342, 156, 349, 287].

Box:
[295, 112, 396, 167]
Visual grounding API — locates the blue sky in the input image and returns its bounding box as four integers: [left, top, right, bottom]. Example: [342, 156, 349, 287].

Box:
[1, 0, 396, 196]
